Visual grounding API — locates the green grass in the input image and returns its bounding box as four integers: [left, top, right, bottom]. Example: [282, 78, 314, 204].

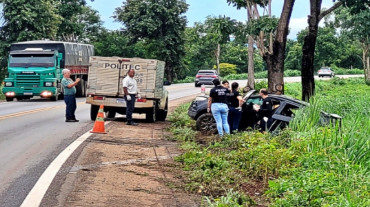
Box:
[167, 78, 369, 206]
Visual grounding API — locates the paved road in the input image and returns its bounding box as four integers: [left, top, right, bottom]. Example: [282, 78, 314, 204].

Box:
[0, 74, 362, 206]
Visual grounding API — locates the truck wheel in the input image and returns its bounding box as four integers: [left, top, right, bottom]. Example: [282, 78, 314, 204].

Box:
[6, 97, 13, 102]
[50, 95, 57, 101]
[196, 113, 217, 134]
[90, 105, 99, 121]
[106, 110, 116, 118]
[58, 93, 64, 100]
[156, 98, 168, 121]
[146, 106, 156, 123]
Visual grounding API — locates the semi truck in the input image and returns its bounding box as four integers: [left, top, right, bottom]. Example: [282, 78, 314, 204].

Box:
[86, 56, 168, 122]
[2, 40, 94, 101]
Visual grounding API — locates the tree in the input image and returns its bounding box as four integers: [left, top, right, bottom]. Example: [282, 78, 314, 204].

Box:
[301, 0, 369, 101]
[335, 6, 370, 84]
[114, 0, 188, 82]
[284, 39, 302, 70]
[0, 0, 62, 42]
[204, 16, 236, 74]
[57, 0, 102, 42]
[0, 0, 62, 82]
[184, 24, 219, 76]
[301, 0, 343, 101]
[228, 0, 296, 94]
[227, 0, 264, 90]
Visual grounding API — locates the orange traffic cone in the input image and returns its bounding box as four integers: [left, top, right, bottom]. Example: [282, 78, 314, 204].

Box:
[90, 105, 107, 134]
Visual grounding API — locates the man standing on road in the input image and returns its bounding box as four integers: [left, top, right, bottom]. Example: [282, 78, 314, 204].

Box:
[61, 69, 80, 122]
[123, 68, 138, 126]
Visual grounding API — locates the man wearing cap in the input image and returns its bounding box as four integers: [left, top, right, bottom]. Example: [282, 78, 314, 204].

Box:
[61, 69, 80, 122]
[123, 68, 138, 126]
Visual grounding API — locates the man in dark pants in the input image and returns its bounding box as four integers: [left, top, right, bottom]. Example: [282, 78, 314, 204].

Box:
[123, 68, 138, 126]
[61, 69, 80, 122]
[254, 88, 273, 132]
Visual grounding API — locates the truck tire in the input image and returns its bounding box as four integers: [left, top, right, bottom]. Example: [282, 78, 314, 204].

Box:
[6, 97, 13, 102]
[106, 110, 116, 118]
[196, 113, 217, 134]
[50, 95, 57, 101]
[156, 98, 168, 121]
[146, 106, 156, 123]
[75, 79, 85, 97]
[58, 93, 64, 100]
[90, 105, 99, 121]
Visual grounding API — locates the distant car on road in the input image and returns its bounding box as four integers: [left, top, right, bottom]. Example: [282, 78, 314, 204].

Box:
[188, 90, 342, 134]
[195, 70, 220, 87]
[318, 67, 335, 78]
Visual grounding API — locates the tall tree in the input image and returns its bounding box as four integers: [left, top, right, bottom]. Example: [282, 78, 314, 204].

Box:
[227, 0, 264, 90]
[204, 16, 236, 74]
[0, 0, 62, 42]
[335, 6, 370, 84]
[228, 0, 295, 94]
[114, 0, 188, 82]
[56, 0, 102, 42]
[301, 0, 343, 101]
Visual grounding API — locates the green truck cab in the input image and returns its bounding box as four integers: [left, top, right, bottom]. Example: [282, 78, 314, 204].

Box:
[2, 40, 94, 101]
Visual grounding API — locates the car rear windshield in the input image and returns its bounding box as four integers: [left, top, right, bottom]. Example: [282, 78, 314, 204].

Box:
[197, 71, 216, 75]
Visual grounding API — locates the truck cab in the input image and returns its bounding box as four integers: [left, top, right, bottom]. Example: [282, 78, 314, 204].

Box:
[2, 48, 62, 101]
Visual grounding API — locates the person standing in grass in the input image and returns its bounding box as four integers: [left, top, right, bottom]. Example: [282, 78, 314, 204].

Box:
[227, 82, 245, 133]
[222, 80, 229, 89]
[208, 79, 230, 136]
[254, 88, 273, 132]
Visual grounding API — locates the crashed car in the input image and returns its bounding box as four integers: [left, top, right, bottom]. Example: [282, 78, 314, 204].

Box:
[188, 90, 342, 134]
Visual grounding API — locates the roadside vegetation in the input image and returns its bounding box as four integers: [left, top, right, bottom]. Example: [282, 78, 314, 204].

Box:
[168, 78, 369, 206]
[173, 68, 364, 84]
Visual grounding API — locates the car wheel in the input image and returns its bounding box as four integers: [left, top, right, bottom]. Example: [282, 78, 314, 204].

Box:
[196, 113, 217, 134]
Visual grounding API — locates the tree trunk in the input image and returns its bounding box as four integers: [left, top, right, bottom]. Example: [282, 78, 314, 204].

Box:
[216, 43, 220, 74]
[265, 44, 285, 95]
[362, 43, 370, 84]
[301, 0, 321, 102]
[165, 64, 173, 83]
[265, 0, 295, 95]
[301, 1, 342, 101]
[247, 35, 255, 90]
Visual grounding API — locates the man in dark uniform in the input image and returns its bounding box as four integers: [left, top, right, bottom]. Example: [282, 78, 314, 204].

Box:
[254, 88, 273, 132]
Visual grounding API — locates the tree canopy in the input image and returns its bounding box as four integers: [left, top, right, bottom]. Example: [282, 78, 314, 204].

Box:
[114, 0, 188, 82]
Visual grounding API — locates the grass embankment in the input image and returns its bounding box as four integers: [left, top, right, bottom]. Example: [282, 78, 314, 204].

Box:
[168, 78, 369, 206]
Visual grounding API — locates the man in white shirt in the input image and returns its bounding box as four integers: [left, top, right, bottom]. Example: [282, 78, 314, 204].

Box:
[123, 68, 138, 126]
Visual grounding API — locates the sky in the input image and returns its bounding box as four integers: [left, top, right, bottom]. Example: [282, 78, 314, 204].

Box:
[86, 0, 336, 40]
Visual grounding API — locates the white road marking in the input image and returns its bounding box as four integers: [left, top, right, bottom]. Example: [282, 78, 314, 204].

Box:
[20, 121, 110, 207]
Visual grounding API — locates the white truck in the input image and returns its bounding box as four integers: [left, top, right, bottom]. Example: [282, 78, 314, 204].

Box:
[86, 56, 168, 122]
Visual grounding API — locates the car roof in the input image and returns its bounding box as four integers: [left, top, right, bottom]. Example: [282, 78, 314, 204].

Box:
[248, 91, 307, 107]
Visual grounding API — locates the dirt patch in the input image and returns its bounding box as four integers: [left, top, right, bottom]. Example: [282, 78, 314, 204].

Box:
[59, 96, 200, 207]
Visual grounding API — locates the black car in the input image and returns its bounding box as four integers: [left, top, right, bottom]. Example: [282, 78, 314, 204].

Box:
[188, 90, 342, 134]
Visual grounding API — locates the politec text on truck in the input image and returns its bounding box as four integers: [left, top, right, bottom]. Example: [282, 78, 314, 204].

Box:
[2, 40, 94, 101]
[86, 56, 168, 122]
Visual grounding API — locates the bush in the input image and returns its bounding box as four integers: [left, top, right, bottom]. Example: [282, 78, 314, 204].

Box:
[215, 63, 237, 77]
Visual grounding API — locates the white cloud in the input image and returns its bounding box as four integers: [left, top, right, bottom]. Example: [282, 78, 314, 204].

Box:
[288, 17, 308, 39]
